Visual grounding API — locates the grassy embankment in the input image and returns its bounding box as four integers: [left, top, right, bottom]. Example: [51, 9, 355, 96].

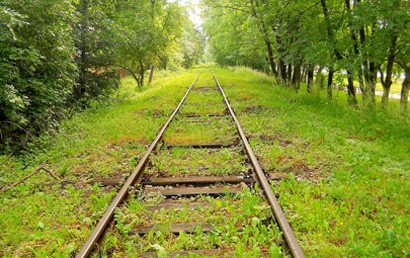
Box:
[0, 66, 409, 257]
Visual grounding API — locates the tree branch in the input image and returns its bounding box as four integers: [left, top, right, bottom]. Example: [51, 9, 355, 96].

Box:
[0, 165, 59, 194]
[297, 1, 321, 19]
[0, 153, 13, 167]
[212, 4, 252, 14]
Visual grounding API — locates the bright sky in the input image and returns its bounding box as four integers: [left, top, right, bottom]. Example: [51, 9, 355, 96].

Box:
[176, 0, 203, 28]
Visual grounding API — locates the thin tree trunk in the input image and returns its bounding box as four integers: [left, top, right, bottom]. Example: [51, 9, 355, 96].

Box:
[287, 64, 292, 82]
[301, 65, 308, 83]
[345, 0, 366, 102]
[148, 65, 155, 85]
[292, 63, 302, 91]
[400, 67, 410, 115]
[307, 65, 314, 93]
[265, 38, 277, 76]
[362, 25, 379, 105]
[249, 0, 277, 76]
[138, 60, 145, 88]
[346, 69, 358, 105]
[278, 58, 287, 83]
[112, 65, 140, 86]
[357, 67, 366, 100]
[321, 0, 339, 101]
[367, 63, 377, 104]
[131, 72, 140, 86]
[327, 68, 334, 100]
[381, 34, 398, 108]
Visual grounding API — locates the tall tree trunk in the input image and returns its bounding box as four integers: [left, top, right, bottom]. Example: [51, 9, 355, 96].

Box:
[138, 60, 145, 88]
[345, 0, 366, 102]
[321, 0, 341, 101]
[346, 69, 358, 105]
[381, 34, 398, 108]
[362, 25, 379, 105]
[249, 0, 277, 76]
[292, 63, 302, 91]
[301, 65, 307, 83]
[287, 64, 292, 82]
[400, 66, 410, 115]
[278, 58, 287, 83]
[357, 66, 366, 100]
[367, 62, 378, 104]
[148, 65, 155, 85]
[327, 68, 334, 100]
[265, 38, 277, 76]
[307, 65, 314, 93]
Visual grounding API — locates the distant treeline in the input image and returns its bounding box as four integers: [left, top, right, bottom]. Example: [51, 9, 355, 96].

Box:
[202, 0, 409, 112]
[0, 0, 204, 152]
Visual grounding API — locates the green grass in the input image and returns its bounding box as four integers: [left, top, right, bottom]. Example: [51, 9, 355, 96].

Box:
[0, 65, 409, 257]
[215, 66, 410, 257]
[146, 147, 249, 177]
[100, 188, 284, 257]
[0, 68, 201, 256]
[165, 118, 236, 145]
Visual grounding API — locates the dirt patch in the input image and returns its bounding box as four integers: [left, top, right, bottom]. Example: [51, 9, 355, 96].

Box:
[279, 139, 293, 147]
[55, 142, 143, 193]
[135, 108, 164, 118]
[115, 136, 149, 146]
[152, 109, 164, 118]
[259, 134, 275, 142]
[148, 96, 159, 101]
[244, 105, 271, 114]
[236, 97, 252, 102]
[194, 86, 217, 92]
[266, 172, 288, 181]
[276, 156, 326, 182]
[258, 134, 293, 146]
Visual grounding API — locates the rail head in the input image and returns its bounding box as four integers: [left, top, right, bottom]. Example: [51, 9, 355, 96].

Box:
[212, 71, 305, 258]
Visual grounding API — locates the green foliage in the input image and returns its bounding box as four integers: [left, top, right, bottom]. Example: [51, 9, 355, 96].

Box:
[0, 0, 199, 152]
[0, 0, 77, 150]
[112, 0, 186, 86]
[214, 66, 410, 256]
[179, 19, 205, 69]
[202, 0, 268, 71]
[202, 0, 410, 110]
[70, 0, 120, 110]
[0, 66, 409, 256]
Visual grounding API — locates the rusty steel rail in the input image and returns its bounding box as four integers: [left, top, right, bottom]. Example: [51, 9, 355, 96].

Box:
[213, 73, 305, 258]
[76, 73, 200, 258]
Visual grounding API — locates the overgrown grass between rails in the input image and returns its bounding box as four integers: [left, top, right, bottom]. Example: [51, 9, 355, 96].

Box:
[0, 65, 409, 256]
[100, 187, 284, 257]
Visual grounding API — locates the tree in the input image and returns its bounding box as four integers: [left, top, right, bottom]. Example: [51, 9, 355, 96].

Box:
[179, 18, 205, 69]
[202, 0, 409, 112]
[202, 0, 269, 71]
[71, 0, 120, 110]
[113, 0, 184, 87]
[0, 0, 77, 149]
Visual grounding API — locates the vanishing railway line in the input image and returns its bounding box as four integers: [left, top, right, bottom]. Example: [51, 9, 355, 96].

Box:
[76, 70, 304, 257]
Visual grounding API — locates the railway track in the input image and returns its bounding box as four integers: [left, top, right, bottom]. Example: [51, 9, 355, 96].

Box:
[76, 70, 304, 257]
